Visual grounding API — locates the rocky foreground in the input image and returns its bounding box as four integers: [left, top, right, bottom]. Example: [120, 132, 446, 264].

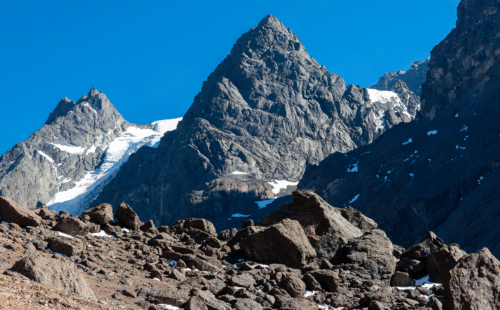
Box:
[0, 191, 499, 310]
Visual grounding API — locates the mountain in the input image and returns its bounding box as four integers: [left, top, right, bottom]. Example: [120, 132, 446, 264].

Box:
[0, 88, 181, 213]
[92, 15, 421, 230]
[299, 0, 500, 256]
[371, 58, 430, 97]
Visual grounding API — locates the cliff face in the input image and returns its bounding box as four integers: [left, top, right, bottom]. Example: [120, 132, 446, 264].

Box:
[299, 0, 500, 256]
[93, 15, 419, 230]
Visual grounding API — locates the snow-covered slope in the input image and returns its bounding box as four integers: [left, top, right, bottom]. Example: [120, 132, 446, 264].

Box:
[47, 117, 182, 215]
[366, 87, 420, 132]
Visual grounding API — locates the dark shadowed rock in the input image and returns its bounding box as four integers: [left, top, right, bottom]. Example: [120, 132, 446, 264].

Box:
[427, 244, 466, 284]
[81, 203, 113, 225]
[240, 218, 316, 269]
[390, 271, 415, 287]
[402, 231, 445, 261]
[115, 202, 142, 230]
[260, 190, 362, 261]
[0, 196, 41, 227]
[11, 255, 95, 299]
[307, 269, 339, 292]
[298, 0, 500, 258]
[444, 248, 500, 310]
[338, 229, 396, 281]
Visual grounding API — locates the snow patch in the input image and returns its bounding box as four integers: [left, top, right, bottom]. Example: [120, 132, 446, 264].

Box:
[347, 161, 359, 173]
[478, 176, 484, 184]
[427, 130, 438, 135]
[47, 118, 181, 215]
[88, 230, 115, 238]
[50, 143, 85, 154]
[230, 171, 247, 175]
[86, 145, 98, 155]
[267, 180, 298, 195]
[256, 198, 276, 209]
[231, 213, 250, 218]
[57, 231, 74, 239]
[349, 194, 360, 203]
[157, 305, 182, 310]
[456, 145, 466, 150]
[402, 138, 413, 145]
[36, 150, 55, 163]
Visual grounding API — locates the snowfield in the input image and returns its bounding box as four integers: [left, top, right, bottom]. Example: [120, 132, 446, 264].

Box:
[47, 117, 182, 215]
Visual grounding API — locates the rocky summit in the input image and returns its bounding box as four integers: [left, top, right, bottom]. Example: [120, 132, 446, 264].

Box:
[0, 88, 182, 215]
[92, 14, 420, 231]
[1, 190, 500, 309]
[299, 0, 500, 257]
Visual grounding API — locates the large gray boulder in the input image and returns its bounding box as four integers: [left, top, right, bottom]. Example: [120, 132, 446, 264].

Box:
[260, 190, 363, 261]
[338, 229, 396, 282]
[0, 196, 41, 227]
[240, 218, 316, 269]
[444, 248, 500, 310]
[11, 255, 95, 300]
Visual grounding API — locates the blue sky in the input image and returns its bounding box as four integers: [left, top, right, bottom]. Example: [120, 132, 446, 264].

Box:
[0, 0, 460, 155]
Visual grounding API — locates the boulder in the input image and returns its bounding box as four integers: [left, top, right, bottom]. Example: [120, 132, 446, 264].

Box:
[173, 218, 217, 236]
[11, 255, 95, 299]
[444, 248, 500, 310]
[0, 196, 41, 227]
[390, 271, 415, 287]
[307, 270, 340, 292]
[47, 237, 84, 257]
[281, 275, 306, 297]
[38, 208, 57, 220]
[115, 202, 142, 230]
[191, 288, 231, 310]
[140, 220, 156, 232]
[137, 285, 190, 306]
[52, 216, 91, 236]
[259, 190, 363, 261]
[338, 229, 396, 282]
[229, 274, 256, 288]
[81, 203, 113, 225]
[240, 218, 316, 269]
[234, 298, 263, 310]
[427, 244, 466, 284]
[185, 296, 209, 310]
[401, 231, 445, 261]
[396, 257, 426, 279]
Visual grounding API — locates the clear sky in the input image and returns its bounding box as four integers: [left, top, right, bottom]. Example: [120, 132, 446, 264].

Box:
[0, 0, 460, 155]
